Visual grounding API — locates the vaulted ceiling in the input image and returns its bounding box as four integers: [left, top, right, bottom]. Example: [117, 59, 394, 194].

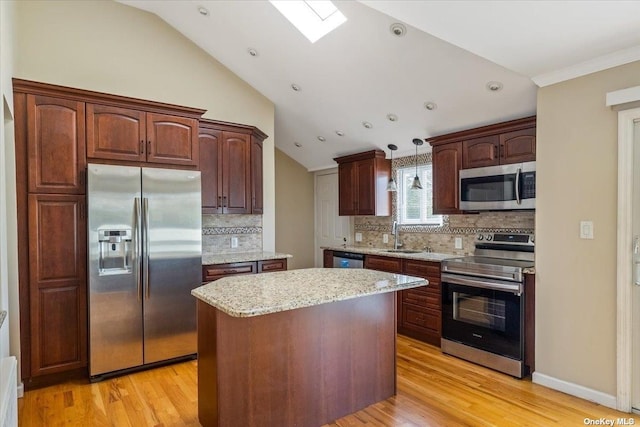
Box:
[120, 0, 640, 171]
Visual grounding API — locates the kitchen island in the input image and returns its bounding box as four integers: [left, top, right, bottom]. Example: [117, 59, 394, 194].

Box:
[191, 268, 427, 427]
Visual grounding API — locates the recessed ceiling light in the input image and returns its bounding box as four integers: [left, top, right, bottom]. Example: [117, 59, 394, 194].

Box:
[486, 81, 503, 92]
[247, 48, 259, 57]
[294, 142, 302, 147]
[424, 102, 437, 111]
[390, 23, 406, 37]
[386, 113, 398, 122]
[335, 130, 345, 137]
[362, 121, 373, 129]
[198, 6, 209, 16]
[291, 83, 301, 92]
[317, 136, 326, 142]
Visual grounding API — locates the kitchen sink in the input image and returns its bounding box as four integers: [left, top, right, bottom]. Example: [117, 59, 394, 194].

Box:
[384, 249, 423, 253]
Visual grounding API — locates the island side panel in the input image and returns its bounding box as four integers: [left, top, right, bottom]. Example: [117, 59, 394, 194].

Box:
[196, 292, 397, 427]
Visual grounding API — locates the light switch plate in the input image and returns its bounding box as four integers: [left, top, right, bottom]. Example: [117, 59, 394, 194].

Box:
[383, 234, 389, 244]
[231, 236, 239, 248]
[580, 221, 594, 239]
[454, 237, 463, 249]
[355, 232, 363, 242]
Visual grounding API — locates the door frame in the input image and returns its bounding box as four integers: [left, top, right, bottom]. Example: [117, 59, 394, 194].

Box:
[615, 104, 640, 412]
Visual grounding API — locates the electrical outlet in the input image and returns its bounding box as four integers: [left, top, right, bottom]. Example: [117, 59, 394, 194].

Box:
[355, 232, 362, 242]
[231, 237, 239, 248]
[454, 237, 463, 249]
[580, 221, 594, 239]
[383, 234, 389, 244]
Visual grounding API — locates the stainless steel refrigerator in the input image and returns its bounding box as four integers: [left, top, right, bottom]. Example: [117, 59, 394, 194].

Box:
[87, 163, 202, 378]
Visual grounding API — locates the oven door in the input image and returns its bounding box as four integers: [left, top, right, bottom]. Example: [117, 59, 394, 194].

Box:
[442, 274, 523, 360]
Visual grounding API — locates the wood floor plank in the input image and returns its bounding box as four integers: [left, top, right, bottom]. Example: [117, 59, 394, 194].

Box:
[18, 336, 640, 426]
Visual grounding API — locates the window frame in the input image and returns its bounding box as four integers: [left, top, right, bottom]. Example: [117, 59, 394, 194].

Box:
[395, 163, 443, 226]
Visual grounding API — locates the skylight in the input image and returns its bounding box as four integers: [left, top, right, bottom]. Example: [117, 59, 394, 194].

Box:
[269, 0, 347, 43]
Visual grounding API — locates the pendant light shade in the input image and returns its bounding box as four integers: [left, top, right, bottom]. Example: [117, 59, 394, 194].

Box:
[386, 144, 398, 192]
[410, 138, 423, 190]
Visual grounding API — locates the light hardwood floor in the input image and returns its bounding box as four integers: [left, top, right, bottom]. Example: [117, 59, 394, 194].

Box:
[18, 336, 639, 426]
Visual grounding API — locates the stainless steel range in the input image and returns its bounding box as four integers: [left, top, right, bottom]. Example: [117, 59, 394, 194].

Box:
[440, 232, 534, 378]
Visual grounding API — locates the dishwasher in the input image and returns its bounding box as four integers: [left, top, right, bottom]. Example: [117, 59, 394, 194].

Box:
[332, 251, 364, 269]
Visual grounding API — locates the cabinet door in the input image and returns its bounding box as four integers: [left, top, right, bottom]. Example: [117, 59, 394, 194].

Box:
[462, 135, 499, 169]
[364, 255, 402, 273]
[338, 162, 357, 216]
[355, 159, 375, 215]
[258, 259, 287, 273]
[432, 142, 462, 215]
[86, 104, 146, 162]
[500, 128, 536, 164]
[251, 137, 264, 214]
[221, 132, 251, 214]
[28, 194, 87, 376]
[27, 95, 86, 194]
[199, 128, 222, 214]
[146, 113, 199, 167]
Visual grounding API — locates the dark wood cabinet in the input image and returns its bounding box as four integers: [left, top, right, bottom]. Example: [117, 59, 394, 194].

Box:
[364, 255, 402, 273]
[462, 135, 499, 169]
[399, 259, 441, 346]
[202, 259, 288, 282]
[323, 250, 333, 268]
[334, 150, 391, 216]
[251, 136, 264, 214]
[432, 142, 462, 215]
[500, 128, 536, 164]
[87, 105, 198, 167]
[199, 119, 267, 214]
[28, 194, 87, 376]
[26, 94, 86, 194]
[428, 116, 536, 214]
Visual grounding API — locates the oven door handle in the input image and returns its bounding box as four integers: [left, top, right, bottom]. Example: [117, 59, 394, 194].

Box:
[442, 273, 522, 295]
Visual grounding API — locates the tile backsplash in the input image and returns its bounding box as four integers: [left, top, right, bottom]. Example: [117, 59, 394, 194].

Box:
[202, 214, 262, 255]
[354, 212, 534, 256]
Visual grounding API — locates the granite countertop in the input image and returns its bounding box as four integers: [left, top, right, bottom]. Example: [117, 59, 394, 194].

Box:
[202, 251, 293, 266]
[322, 246, 458, 262]
[0, 311, 6, 330]
[192, 268, 426, 318]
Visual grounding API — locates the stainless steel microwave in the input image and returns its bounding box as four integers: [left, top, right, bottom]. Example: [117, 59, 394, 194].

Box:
[459, 161, 535, 211]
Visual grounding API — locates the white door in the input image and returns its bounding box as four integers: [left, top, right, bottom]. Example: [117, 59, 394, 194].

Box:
[315, 171, 351, 267]
[633, 119, 640, 412]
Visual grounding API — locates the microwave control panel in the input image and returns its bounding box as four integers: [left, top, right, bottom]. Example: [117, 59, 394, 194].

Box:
[521, 171, 536, 199]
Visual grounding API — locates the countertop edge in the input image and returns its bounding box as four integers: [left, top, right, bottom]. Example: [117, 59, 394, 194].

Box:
[202, 251, 293, 266]
[192, 269, 427, 318]
[322, 246, 458, 262]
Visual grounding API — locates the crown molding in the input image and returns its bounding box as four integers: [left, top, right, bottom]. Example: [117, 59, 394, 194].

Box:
[532, 45, 640, 87]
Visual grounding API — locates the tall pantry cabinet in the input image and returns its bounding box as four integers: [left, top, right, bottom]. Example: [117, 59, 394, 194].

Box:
[13, 79, 205, 388]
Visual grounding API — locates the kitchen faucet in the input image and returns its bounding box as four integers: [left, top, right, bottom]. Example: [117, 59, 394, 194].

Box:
[391, 220, 402, 250]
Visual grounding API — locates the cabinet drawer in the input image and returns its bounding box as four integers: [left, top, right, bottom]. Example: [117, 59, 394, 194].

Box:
[258, 259, 287, 273]
[203, 262, 257, 281]
[403, 287, 440, 310]
[403, 259, 441, 281]
[403, 304, 441, 334]
[365, 255, 402, 273]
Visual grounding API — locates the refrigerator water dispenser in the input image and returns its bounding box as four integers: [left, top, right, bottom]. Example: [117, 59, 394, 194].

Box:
[98, 229, 132, 275]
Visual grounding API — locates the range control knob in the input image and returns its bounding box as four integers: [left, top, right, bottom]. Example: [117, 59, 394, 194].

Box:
[530, 235, 535, 243]
[477, 234, 484, 241]
[485, 234, 493, 241]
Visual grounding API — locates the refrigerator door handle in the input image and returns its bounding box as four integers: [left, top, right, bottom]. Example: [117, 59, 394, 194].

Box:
[143, 197, 150, 299]
[134, 197, 142, 301]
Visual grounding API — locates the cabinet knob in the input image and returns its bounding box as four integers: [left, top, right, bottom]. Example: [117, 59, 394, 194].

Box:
[140, 140, 144, 154]
[147, 140, 152, 155]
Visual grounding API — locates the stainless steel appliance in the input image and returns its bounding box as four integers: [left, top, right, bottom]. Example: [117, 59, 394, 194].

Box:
[459, 161, 536, 211]
[88, 164, 202, 379]
[332, 251, 364, 268]
[441, 233, 534, 378]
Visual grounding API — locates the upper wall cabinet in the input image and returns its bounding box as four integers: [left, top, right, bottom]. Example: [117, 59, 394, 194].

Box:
[25, 94, 87, 194]
[87, 105, 199, 167]
[199, 119, 267, 214]
[427, 116, 536, 214]
[334, 150, 391, 216]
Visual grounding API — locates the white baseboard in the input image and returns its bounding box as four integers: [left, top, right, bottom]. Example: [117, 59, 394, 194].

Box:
[532, 372, 617, 409]
[16, 383, 23, 399]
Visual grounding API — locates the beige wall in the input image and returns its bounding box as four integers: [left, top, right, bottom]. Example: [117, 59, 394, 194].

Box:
[536, 60, 640, 396]
[275, 148, 315, 270]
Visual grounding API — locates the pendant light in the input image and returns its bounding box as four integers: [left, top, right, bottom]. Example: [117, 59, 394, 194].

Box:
[410, 138, 423, 190]
[386, 144, 398, 192]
